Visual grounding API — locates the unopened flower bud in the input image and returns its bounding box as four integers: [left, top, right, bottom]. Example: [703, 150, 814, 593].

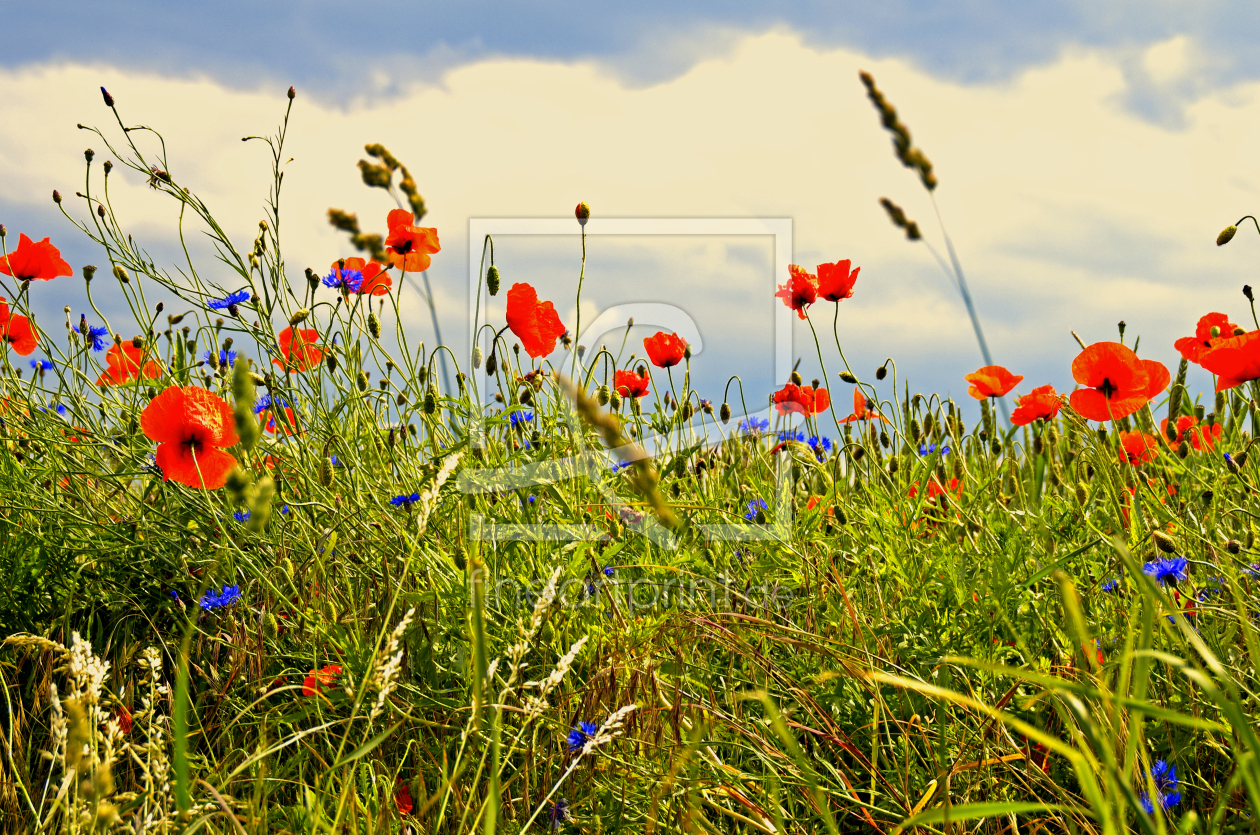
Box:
[789, 370, 802, 385]
[324, 353, 337, 372]
[100, 87, 114, 107]
[1218, 224, 1238, 246]
[1177, 441, 1189, 459]
[288, 309, 310, 326]
[1226, 539, 1242, 555]
[1075, 482, 1088, 506]
[368, 311, 381, 339]
[1246, 285, 1255, 302]
[423, 388, 437, 414]
[719, 402, 731, 423]
[287, 85, 296, 100]
[472, 345, 483, 368]
[318, 458, 335, 488]
[485, 352, 498, 375]
[52, 190, 61, 204]
[839, 371, 858, 384]
[0, 225, 5, 238]
[113, 265, 130, 284]
[356, 371, 368, 392]
[832, 505, 847, 525]
[1152, 530, 1177, 553]
[597, 384, 609, 406]
[609, 390, 622, 411]
[876, 364, 888, 380]
[486, 264, 500, 296]
[575, 202, 591, 225]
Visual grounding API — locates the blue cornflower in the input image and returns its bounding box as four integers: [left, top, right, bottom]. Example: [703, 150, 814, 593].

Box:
[807, 435, 833, 461]
[602, 565, 615, 577]
[549, 797, 572, 829]
[199, 584, 241, 611]
[254, 394, 271, 414]
[744, 498, 768, 522]
[77, 319, 110, 352]
[1101, 579, 1120, 593]
[169, 590, 180, 601]
[740, 417, 770, 435]
[566, 721, 599, 752]
[204, 349, 237, 368]
[1140, 759, 1182, 814]
[1199, 576, 1226, 600]
[390, 492, 422, 508]
[234, 510, 251, 522]
[918, 443, 951, 456]
[610, 460, 632, 474]
[29, 359, 52, 371]
[1143, 557, 1188, 586]
[777, 428, 806, 443]
[322, 266, 364, 293]
[1246, 563, 1260, 579]
[206, 289, 250, 311]
[522, 495, 537, 507]
[510, 410, 534, 428]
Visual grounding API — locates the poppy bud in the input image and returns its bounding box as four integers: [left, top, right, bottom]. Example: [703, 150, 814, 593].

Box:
[755, 509, 766, 524]
[287, 85, 296, 100]
[82, 265, 96, 282]
[990, 440, 1001, 456]
[368, 311, 381, 339]
[852, 446, 865, 462]
[1246, 285, 1255, 302]
[356, 371, 368, 392]
[1226, 539, 1242, 555]
[485, 352, 498, 375]
[417, 367, 428, 385]
[575, 202, 591, 225]
[839, 371, 858, 384]
[519, 387, 533, 406]
[876, 364, 888, 380]
[888, 456, 899, 474]
[101, 87, 114, 107]
[597, 385, 610, 406]
[486, 265, 500, 296]
[325, 353, 337, 372]
[1238, 451, 1250, 467]
[1152, 530, 1177, 553]
[52, 190, 62, 204]
[1033, 435, 1044, 455]
[833, 505, 847, 525]
[1218, 224, 1238, 246]
[1117, 321, 1125, 341]
[305, 267, 320, 289]
[424, 387, 437, 414]
[318, 458, 335, 488]
[288, 308, 310, 326]
[718, 402, 730, 423]
[610, 390, 622, 411]
[472, 346, 483, 368]
[113, 265, 130, 284]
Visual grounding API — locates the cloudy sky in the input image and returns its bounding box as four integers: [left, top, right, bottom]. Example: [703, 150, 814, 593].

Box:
[4, 3, 1260, 416]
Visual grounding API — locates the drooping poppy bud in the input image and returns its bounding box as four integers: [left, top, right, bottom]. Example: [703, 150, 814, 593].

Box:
[485, 352, 498, 375]
[1218, 225, 1238, 246]
[368, 311, 381, 339]
[318, 458, 335, 487]
[356, 371, 368, 392]
[719, 402, 731, 423]
[839, 371, 858, 384]
[472, 346, 483, 368]
[1152, 530, 1177, 553]
[424, 387, 437, 414]
[486, 264, 500, 296]
[597, 384, 609, 405]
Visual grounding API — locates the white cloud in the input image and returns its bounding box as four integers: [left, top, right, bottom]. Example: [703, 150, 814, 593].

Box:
[2, 32, 1258, 413]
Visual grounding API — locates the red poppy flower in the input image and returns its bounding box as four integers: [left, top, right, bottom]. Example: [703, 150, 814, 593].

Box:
[115, 705, 132, 735]
[1199, 330, 1260, 391]
[302, 663, 343, 696]
[384, 209, 441, 273]
[643, 331, 687, 368]
[840, 387, 889, 423]
[332, 256, 392, 296]
[0, 298, 38, 356]
[965, 365, 1023, 400]
[1010, 384, 1062, 426]
[1068, 342, 1151, 421]
[1160, 415, 1221, 451]
[614, 368, 650, 399]
[909, 477, 963, 501]
[259, 405, 299, 435]
[773, 382, 831, 416]
[1175, 312, 1241, 364]
[273, 326, 323, 372]
[0, 233, 72, 281]
[1141, 359, 1170, 400]
[1117, 430, 1159, 465]
[140, 386, 239, 489]
[96, 340, 162, 386]
[395, 780, 414, 816]
[505, 282, 566, 359]
[815, 259, 859, 302]
[776, 265, 817, 320]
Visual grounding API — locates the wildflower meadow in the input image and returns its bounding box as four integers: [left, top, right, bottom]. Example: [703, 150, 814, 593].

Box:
[4, 77, 1260, 834]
